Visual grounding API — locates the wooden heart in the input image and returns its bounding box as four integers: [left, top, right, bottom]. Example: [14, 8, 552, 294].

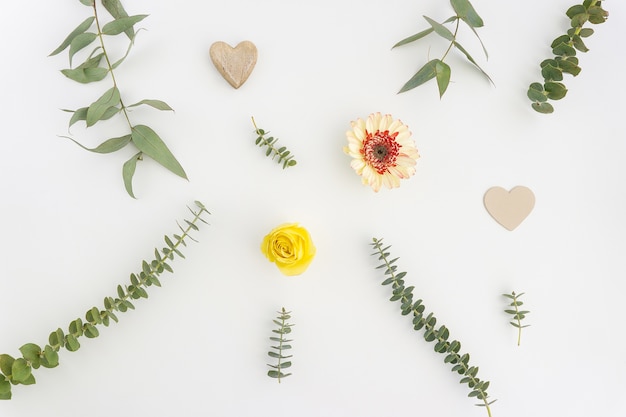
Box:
[209, 41, 257, 89]
[483, 186, 535, 231]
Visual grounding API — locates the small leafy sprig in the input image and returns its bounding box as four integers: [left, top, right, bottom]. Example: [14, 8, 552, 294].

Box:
[393, 0, 492, 97]
[527, 0, 608, 113]
[50, 0, 187, 198]
[503, 291, 530, 346]
[370, 238, 495, 416]
[0, 201, 209, 400]
[251, 117, 297, 169]
[267, 308, 293, 383]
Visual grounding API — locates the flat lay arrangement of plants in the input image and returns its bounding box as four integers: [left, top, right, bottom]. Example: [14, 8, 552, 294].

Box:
[1, 0, 614, 415]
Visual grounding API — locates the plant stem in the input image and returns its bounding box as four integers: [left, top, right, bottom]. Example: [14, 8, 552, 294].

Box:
[277, 308, 286, 383]
[92, 2, 133, 129]
[440, 17, 460, 62]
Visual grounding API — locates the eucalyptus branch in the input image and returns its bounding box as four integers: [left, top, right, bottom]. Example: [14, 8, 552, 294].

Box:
[50, 0, 187, 198]
[267, 308, 294, 382]
[503, 292, 530, 346]
[527, 0, 608, 113]
[0, 201, 210, 400]
[251, 117, 297, 169]
[370, 238, 495, 417]
[393, 0, 492, 97]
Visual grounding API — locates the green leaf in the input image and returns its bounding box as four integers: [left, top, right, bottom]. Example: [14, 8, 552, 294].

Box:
[398, 59, 438, 93]
[0, 378, 11, 396]
[128, 99, 174, 111]
[453, 41, 493, 84]
[435, 60, 451, 98]
[86, 87, 121, 127]
[11, 359, 31, 384]
[541, 63, 563, 82]
[131, 125, 187, 179]
[102, 15, 148, 36]
[566, 5, 587, 18]
[572, 35, 589, 52]
[65, 334, 80, 352]
[450, 0, 484, 27]
[102, 0, 135, 39]
[50, 17, 95, 56]
[122, 152, 141, 198]
[0, 355, 15, 376]
[61, 67, 109, 84]
[40, 346, 59, 368]
[552, 42, 577, 57]
[79, 0, 94, 5]
[423, 16, 455, 41]
[532, 101, 554, 114]
[392, 27, 435, 48]
[68, 32, 97, 66]
[545, 82, 567, 100]
[19, 344, 42, 369]
[66, 134, 131, 154]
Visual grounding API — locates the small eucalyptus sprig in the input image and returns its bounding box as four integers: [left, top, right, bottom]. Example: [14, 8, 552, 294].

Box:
[267, 308, 293, 383]
[503, 291, 530, 346]
[370, 238, 495, 416]
[527, 0, 608, 113]
[0, 201, 209, 400]
[50, 0, 187, 198]
[393, 0, 492, 97]
[251, 117, 297, 169]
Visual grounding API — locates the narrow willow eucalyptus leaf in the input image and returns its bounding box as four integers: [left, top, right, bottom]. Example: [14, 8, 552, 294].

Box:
[450, 0, 484, 27]
[452, 41, 493, 84]
[102, 0, 134, 39]
[398, 59, 438, 93]
[127, 99, 174, 111]
[101, 15, 148, 36]
[423, 16, 455, 41]
[49, 17, 95, 56]
[435, 60, 451, 98]
[122, 152, 141, 199]
[131, 125, 187, 180]
[61, 67, 109, 84]
[86, 87, 121, 127]
[68, 32, 98, 66]
[392, 27, 434, 48]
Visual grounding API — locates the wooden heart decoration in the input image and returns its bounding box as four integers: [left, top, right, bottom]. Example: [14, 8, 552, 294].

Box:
[483, 186, 535, 231]
[209, 41, 258, 89]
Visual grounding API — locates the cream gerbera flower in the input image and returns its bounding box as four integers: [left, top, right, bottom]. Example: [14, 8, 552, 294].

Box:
[343, 112, 419, 192]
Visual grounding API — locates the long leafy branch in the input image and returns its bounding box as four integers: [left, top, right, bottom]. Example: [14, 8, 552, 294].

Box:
[0, 201, 209, 400]
[51, 0, 187, 198]
[371, 238, 494, 417]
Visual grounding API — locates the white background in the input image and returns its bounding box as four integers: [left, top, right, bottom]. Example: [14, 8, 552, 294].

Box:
[1, 1, 624, 416]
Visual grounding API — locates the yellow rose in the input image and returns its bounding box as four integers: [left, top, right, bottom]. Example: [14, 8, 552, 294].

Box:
[261, 223, 316, 276]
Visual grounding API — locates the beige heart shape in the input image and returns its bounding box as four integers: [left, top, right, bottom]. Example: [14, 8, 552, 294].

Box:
[209, 41, 258, 89]
[483, 186, 535, 231]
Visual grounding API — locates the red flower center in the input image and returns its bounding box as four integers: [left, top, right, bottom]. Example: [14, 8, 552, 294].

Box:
[362, 130, 400, 174]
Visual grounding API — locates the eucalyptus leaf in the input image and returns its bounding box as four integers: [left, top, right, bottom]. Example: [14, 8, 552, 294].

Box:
[102, 15, 148, 36]
[131, 125, 187, 179]
[128, 99, 174, 111]
[392, 27, 434, 49]
[86, 87, 121, 127]
[79, 0, 94, 6]
[398, 59, 438, 93]
[122, 152, 141, 199]
[49, 17, 95, 56]
[450, 0, 484, 27]
[101, 0, 134, 38]
[453, 41, 493, 84]
[61, 67, 108, 84]
[423, 16, 455, 41]
[68, 32, 98, 67]
[11, 359, 31, 384]
[435, 60, 451, 98]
